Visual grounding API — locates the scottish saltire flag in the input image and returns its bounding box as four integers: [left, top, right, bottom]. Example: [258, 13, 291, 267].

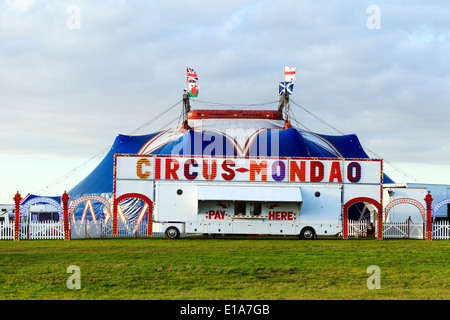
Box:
[283, 66, 296, 82]
[186, 67, 198, 83]
[279, 81, 294, 95]
[188, 83, 199, 97]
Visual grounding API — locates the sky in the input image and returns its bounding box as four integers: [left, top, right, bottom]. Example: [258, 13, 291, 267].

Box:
[1, 0, 450, 203]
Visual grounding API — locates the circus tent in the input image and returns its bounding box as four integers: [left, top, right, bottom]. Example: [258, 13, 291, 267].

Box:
[68, 106, 394, 222]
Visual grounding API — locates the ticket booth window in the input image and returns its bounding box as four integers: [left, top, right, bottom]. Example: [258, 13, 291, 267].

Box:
[250, 202, 262, 216]
[234, 201, 246, 215]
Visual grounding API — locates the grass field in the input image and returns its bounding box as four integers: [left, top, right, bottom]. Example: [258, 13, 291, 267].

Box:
[0, 236, 449, 300]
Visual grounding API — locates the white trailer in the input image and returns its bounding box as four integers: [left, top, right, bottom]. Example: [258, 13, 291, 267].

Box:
[153, 181, 342, 239]
[0, 204, 14, 223]
[114, 155, 383, 240]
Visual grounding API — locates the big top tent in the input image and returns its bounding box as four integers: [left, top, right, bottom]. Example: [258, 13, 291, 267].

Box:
[68, 100, 394, 222]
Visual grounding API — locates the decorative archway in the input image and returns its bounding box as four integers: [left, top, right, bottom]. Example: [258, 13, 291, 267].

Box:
[432, 198, 450, 220]
[343, 197, 383, 240]
[68, 195, 111, 222]
[113, 193, 153, 236]
[20, 196, 63, 219]
[384, 198, 426, 221]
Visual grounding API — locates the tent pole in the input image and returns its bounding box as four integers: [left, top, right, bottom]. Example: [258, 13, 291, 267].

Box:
[278, 91, 290, 119]
[181, 91, 191, 129]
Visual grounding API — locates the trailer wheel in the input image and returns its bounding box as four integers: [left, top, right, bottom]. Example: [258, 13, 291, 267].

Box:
[299, 227, 315, 240]
[164, 226, 180, 239]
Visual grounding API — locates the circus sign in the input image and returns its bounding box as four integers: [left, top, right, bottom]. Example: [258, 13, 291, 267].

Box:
[115, 155, 382, 185]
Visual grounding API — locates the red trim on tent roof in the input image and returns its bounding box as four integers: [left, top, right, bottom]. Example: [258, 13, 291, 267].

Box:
[187, 110, 284, 120]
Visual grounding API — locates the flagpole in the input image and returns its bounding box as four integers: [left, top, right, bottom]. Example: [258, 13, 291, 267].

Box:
[280, 65, 290, 121]
[182, 66, 190, 126]
[278, 66, 284, 112]
[185, 66, 188, 92]
[278, 65, 288, 115]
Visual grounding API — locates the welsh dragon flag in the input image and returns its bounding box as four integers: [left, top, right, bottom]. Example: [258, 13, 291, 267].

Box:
[188, 83, 199, 97]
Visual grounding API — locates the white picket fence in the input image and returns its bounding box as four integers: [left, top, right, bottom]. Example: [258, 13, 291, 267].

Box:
[0, 220, 64, 240]
[382, 221, 424, 239]
[28, 221, 64, 240]
[432, 220, 450, 240]
[346, 220, 450, 240]
[70, 220, 164, 239]
[1, 219, 449, 240]
[0, 220, 14, 240]
[70, 220, 106, 239]
[347, 220, 371, 237]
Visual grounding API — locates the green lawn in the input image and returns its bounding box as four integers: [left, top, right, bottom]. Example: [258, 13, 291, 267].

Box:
[0, 236, 449, 300]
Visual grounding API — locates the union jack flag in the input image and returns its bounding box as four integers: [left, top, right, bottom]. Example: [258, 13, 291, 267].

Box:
[186, 67, 198, 83]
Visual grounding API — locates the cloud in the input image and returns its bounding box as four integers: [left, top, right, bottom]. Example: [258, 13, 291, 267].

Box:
[1, 0, 450, 200]
[4, 0, 36, 13]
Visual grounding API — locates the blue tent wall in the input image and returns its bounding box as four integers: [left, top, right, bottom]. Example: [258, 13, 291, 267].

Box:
[69, 133, 159, 199]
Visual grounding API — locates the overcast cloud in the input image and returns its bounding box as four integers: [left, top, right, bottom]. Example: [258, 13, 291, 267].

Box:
[1, 0, 450, 202]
